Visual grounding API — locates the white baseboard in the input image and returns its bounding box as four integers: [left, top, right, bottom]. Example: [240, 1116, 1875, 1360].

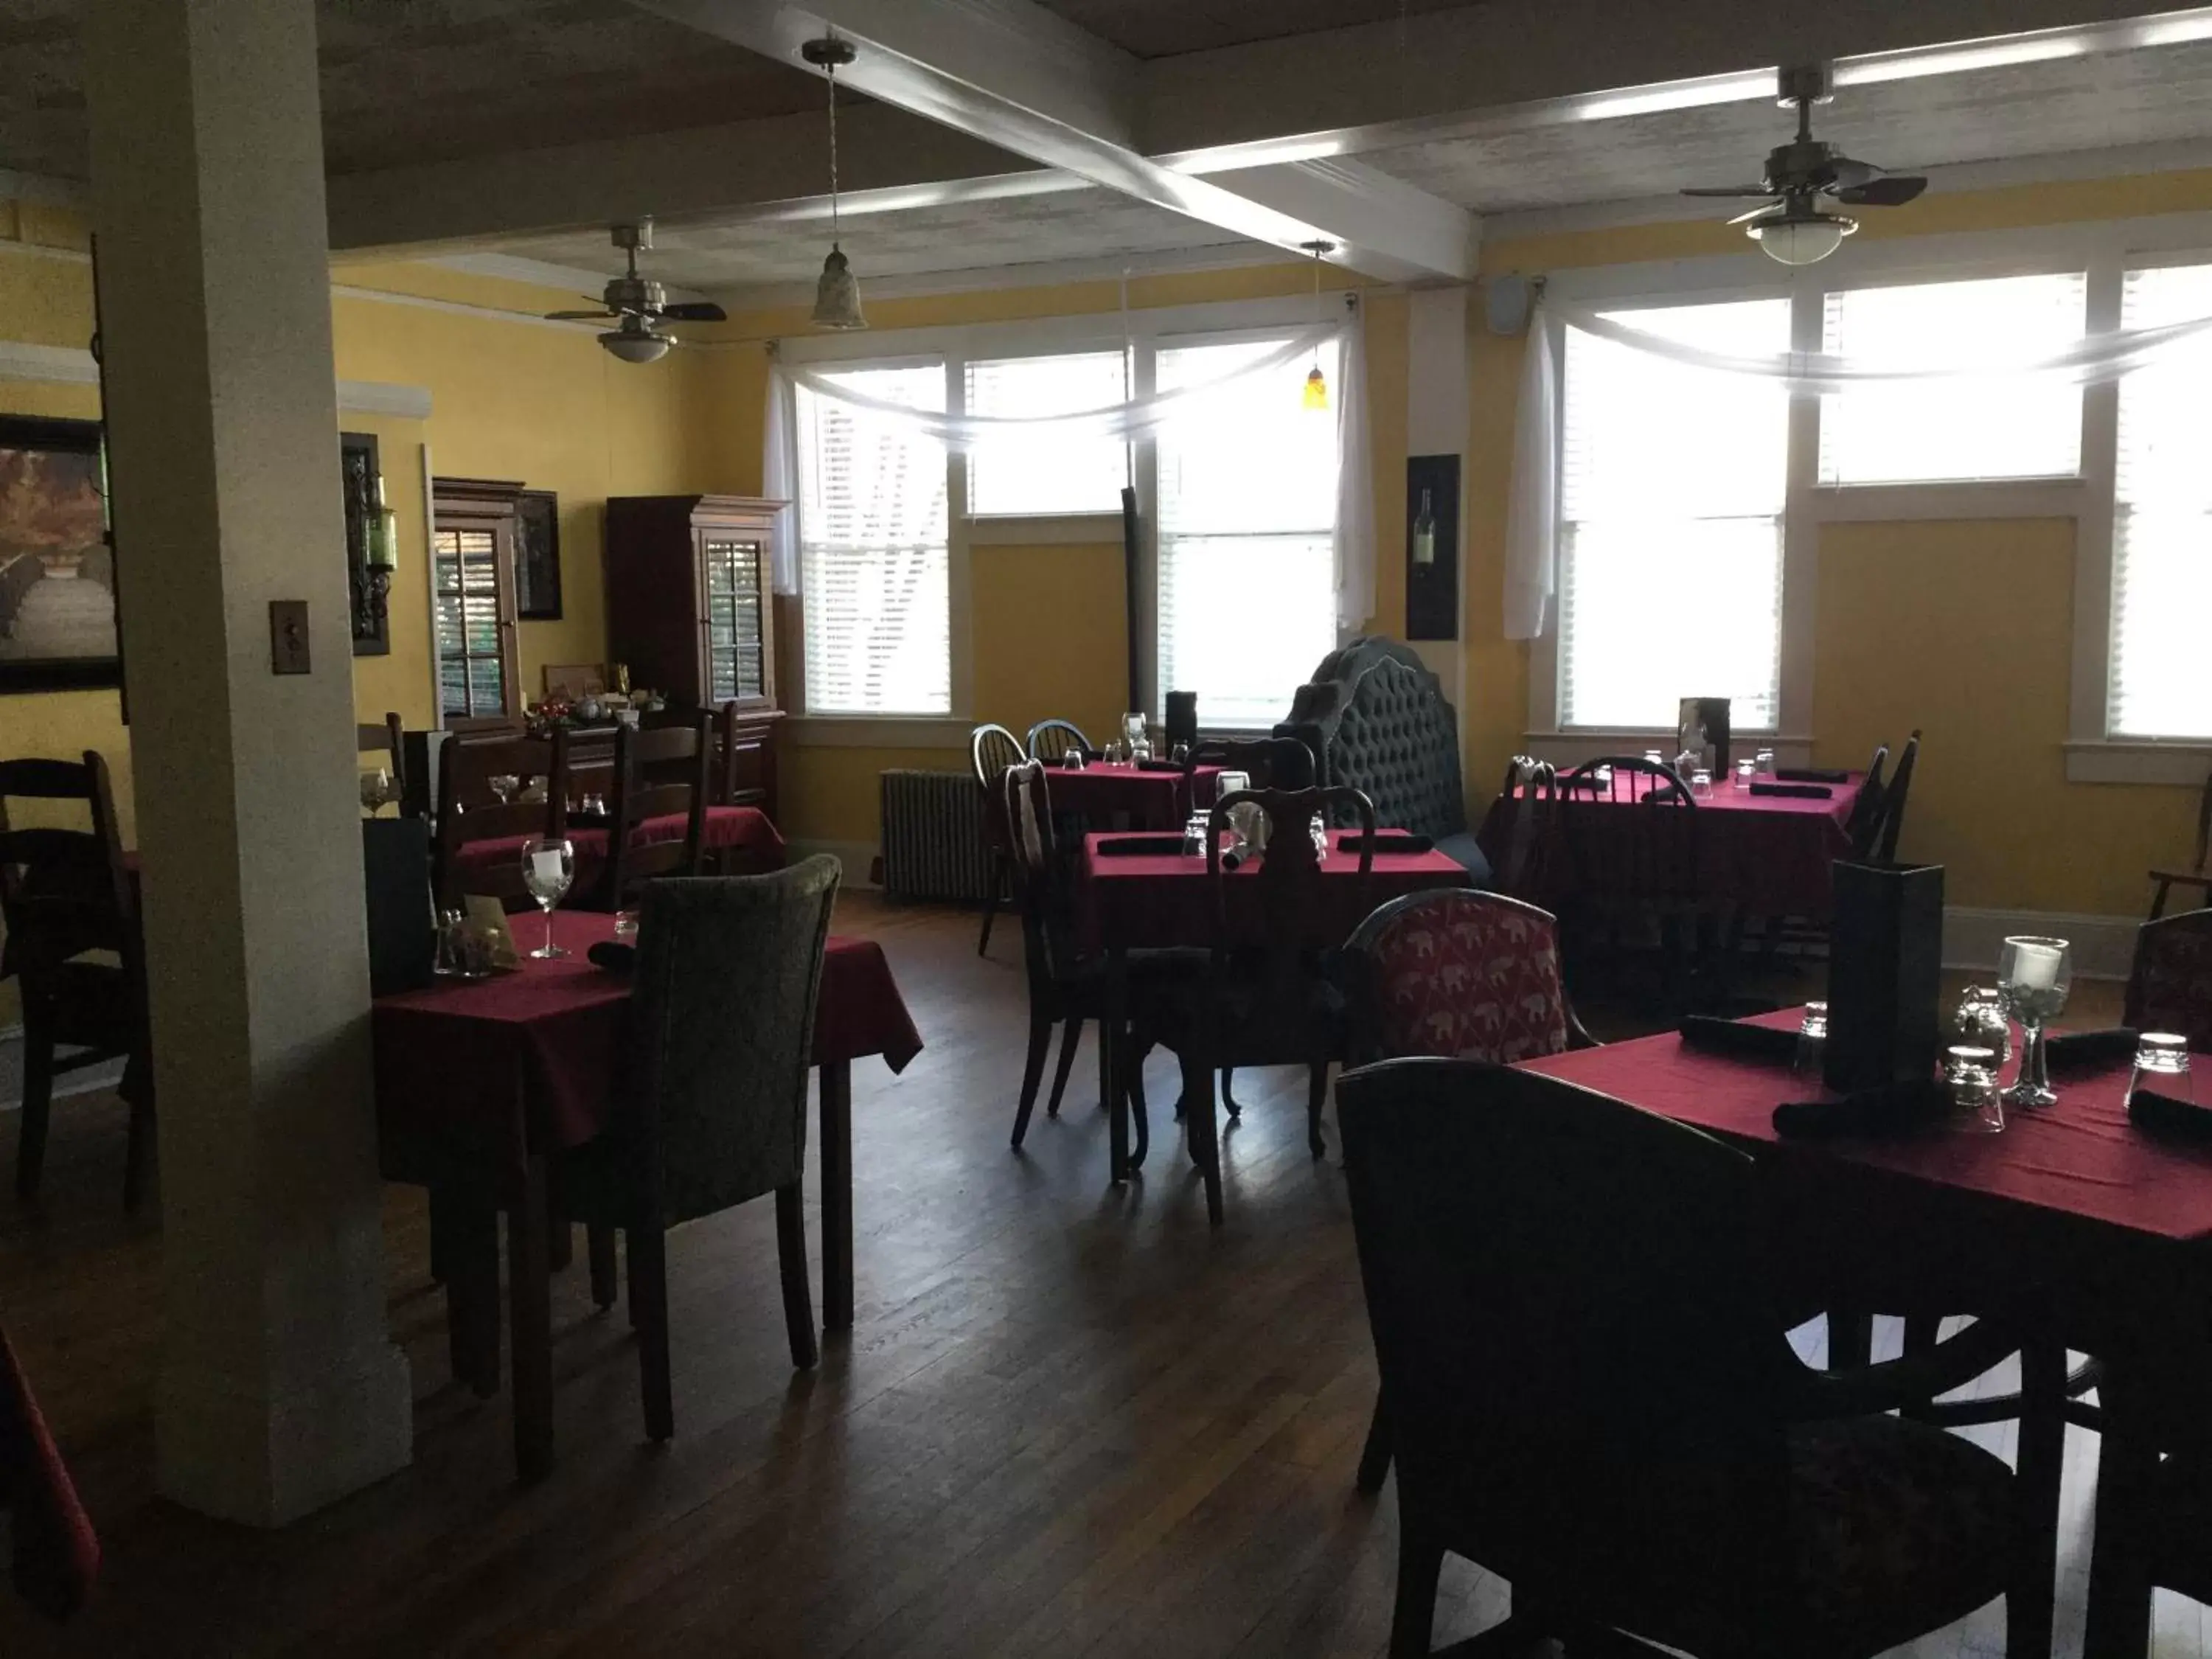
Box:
[788, 838, 880, 889]
[1943, 906, 2137, 982]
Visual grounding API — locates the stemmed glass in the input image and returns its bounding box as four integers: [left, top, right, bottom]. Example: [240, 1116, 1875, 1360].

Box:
[519, 834, 574, 959]
[1999, 935, 2071, 1110]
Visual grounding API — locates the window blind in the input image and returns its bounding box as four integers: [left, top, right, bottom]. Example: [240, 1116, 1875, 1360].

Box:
[965, 350, 1128, 515]
[1819, 273, 2087, 484]
[433, 526, 507, 718]
[1155, 334, 1340, 730]
[1559, 299, 1790, 731]
[796, 363, 950, 716]
[2110, 262, 2212, 739]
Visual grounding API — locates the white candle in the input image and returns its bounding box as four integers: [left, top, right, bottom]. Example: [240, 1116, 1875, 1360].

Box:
[2009, 942, 2063, 990]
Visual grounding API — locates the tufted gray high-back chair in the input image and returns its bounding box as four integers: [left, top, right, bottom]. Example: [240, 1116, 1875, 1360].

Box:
[1276, 638, 1488, 881]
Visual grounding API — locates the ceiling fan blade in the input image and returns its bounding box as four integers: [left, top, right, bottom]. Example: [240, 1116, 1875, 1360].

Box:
[655, 301, 728, 322]
[1834, 174, 1928, 207]
[544, 309, 619, 321]
[1681, 186, 1775, 199]
[1726, 203, 1779, 226]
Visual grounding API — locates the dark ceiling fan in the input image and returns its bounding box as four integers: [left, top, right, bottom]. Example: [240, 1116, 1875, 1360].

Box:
[1682, 65, 1929, 265]
[543, 219, 726, 362]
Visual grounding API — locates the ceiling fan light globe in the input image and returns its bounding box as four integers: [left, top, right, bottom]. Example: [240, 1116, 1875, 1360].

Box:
[811, 246, 868, 330]
[1748, 211, 1855, 265]
[599, 328, 672, 364]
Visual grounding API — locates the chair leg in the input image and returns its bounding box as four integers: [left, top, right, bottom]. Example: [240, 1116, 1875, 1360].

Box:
[1827, 1307, 1872, 1371]
[587, 1223, 619, 1310]
[1121, 1029, 1150, 1171]
[2150, 878, 2172, 920]
[1221, 1066, 1242, 1121]
[1182, 1051, 1223, 1225]
[1045, 1018, 1082, 1118]
[774, 1183, 818, 1371]
[1356, 1386, 1392, 1495]
[2084, 1357, 2158, 1659]
[2007, 1339, 2064, 1659]
[976, 852, 1006, 957]
[122, 1085, 156, 1216]
[1011, 1011, 1052, 1149]
[1389, 1513, 1444, 1659]
[1306, 1062, 1330, 1160]
[628, 1222, 674, 1442]
[14, 1015, 54, 1202]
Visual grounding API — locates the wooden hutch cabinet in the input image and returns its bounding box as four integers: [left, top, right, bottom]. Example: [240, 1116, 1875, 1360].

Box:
[605, 495, 784, 821]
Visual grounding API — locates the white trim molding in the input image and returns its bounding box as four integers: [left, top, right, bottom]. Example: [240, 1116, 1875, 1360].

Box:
[1942, 906, 2138, 982]
[0, 339, 434, 418]
[966, 511, 1126, 546]
[2065, 740, 2212, 786]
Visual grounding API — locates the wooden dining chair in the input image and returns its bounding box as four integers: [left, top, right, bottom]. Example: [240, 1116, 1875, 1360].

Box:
[1338, 1056, 2058, 1659]
[1871, 729, 1921, 863]
[580, 719, 711, 914]
[1485, 754, 1558, 902]
[356, 712, 406, 811]
[549, 859, 839, 1441]
[1183, 735, 1316, 792]
[2148, 768, 2212, 919]
[0, 754, 154, 1211]
[1843, 742, 1891, 860]
[2122, 905, 2212, 1050]
[432, 732, 558, 910]
[1555, 755, 1703, 1009]
[1024, 718, 1093, 762]
[970, 723, 1026, 959]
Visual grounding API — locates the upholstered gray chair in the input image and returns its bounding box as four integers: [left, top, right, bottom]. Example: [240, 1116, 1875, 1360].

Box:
[1275, 637, 1491, 885]
[552, 856, 840, 1441]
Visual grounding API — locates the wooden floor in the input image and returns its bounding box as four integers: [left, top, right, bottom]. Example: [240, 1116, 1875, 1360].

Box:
[0, 895, 2182, 1658]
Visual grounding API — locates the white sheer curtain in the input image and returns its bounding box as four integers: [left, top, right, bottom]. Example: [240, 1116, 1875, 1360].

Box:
[1333, 305, 1374, 630]
[761, 364, 799, 595]
[1503, 299, 1557, 641]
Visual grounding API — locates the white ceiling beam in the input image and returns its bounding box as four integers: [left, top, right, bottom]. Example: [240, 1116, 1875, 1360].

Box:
[624, 0, 1479, 282]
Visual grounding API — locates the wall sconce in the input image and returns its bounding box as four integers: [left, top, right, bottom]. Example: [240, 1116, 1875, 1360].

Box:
[344, 432, 395, 656]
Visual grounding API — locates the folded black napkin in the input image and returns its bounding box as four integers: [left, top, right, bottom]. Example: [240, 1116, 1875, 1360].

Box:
[1773, 1079, 1948, 1139]
[1336, 832, 1435, 855]
[1748, 782, 1833, 800]
[588, 940, 635, 975]
[1135, 759, 1185, 773]
[1679, 1016, 1801, 1063]
[1095, 835, 1190, 857]
[2129, 1087, 2212, 1142]
[1775, 767, 1850, 785]
[2045, 1026, 2140, 1070]
[1646, 784, 1686, 804]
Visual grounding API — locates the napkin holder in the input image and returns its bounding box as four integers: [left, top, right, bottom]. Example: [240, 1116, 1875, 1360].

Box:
[1824, 858, 1944, 1093]
[1165, 691, 1197, 754]
[1677, 696, 1731, 772]
[362, 818, 435, 995]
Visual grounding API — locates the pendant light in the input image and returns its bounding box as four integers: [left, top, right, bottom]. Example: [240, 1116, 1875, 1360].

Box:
[1299, 240, 1334, 410]
[802, 35, 867, 331]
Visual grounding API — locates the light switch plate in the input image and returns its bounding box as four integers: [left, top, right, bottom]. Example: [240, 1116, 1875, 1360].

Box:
[269, 600, 310, 675]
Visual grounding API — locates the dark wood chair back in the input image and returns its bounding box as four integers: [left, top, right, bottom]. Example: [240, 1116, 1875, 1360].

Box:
[356, 712, 406, 810]
[1489, 754, 1557, 900]
[596, 718, 712, 912]
[970, 722, 1026, 846]
[0, 754, 136, 982]
[1872, 729, 1921, 863]
[437, 729, 555, 815]
[705, 700, 774, 810]
[2124, 908, 2212, 1052]
[1002, 759, 1082, 991]
[1845, 742, 1891, 860]
[1555, 756, 1700, 906]
[1025, 719, 1093, 763]
[1342, 888, 1581, 1064]
[1335, 1057, 1794, 1638]
[1206, 785, 1374, 970]
[549, 726, 619, 816]
[433, 733, 558, 908]
[1187, 736, 1315, 793]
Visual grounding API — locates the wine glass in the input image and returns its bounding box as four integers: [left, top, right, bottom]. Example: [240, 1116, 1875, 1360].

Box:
[1998, 935, 2071, 1110]
[487, 773, 521, 806]
[519, 834, 574, 959]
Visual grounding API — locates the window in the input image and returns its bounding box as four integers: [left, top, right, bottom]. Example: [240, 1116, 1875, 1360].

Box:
[965, 350, 1128, 516]
[796, 363, 950, 716]
[1558, 299, 1790, 731]
[431, 479, 520, 725]
[1155, 333, 1340, 729]
[1819, 273, 2087, 484]
[2108, 263, 2212, 740]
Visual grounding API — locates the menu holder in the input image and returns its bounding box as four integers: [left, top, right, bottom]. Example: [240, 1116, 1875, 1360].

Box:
[2047, 1026, 2140, 1071]
[1774, 1079, 1948, 1140]
[462, 894, 523, 970]
[1335, 832, 1435, 855]
[1678, 1017, 1799, 1063]
[1748, 782, 1833, 800]
[1825, 859, 1944, 1093]
[2129, 1087, 2212, 1142]
[1094, 835, 1189, 857]
[1775, 767, 1850, 785]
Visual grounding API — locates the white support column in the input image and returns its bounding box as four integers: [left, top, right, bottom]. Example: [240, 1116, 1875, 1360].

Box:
[1406, 286, 1471, 714]
[86, 0, 411, 1526]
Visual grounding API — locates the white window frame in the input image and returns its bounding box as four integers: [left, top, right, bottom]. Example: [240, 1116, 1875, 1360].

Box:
[777, 291, 1354, 747]
[1526, 209, 2212, 785]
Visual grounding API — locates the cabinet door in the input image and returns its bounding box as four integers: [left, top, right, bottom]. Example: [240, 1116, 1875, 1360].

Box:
[698, 533, 768, 707]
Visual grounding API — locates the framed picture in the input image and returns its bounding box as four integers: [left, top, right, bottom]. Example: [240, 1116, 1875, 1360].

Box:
[0, 414, 116, 694]
[514, 489, 562, 620]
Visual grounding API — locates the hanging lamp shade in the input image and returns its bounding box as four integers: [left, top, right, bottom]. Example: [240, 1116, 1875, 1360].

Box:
[1302, 365, 1329, 411]
[811, 245, 867, 330]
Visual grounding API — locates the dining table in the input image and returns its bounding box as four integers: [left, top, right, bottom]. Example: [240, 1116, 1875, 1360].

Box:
[1082, 827, 1470, 1183]
[1038, 761, 1220, 833]
[1522, 1013, 2212, 1659]
[1483, 771, 1865, 917]
[372, 908, 921, 1481]
[444, 802, 786, 897]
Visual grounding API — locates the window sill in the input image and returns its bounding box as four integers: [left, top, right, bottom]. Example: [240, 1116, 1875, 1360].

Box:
[787, 715, 970, 750]
[2065, 740, 2212, 785]
[1810, 479, 2087, 522]
[965, 512, 1126, 546]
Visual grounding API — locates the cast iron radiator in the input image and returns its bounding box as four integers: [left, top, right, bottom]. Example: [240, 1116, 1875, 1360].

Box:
[877, 769, 994, 903]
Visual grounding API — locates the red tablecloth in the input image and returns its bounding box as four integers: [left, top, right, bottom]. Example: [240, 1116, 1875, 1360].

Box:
[1083, 828, 1470, 952]
[448, 804, 785, 893]
[1039, 763, 1220, 832]
[1481, 772, 1863, 917]
[0, 1323, 97, 1621]
[372, 909, 919, 1170]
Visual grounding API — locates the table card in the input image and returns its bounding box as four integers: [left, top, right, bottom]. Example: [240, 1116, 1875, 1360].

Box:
[1825, 858, 1944, 1093]
[463, 894, 523, 970]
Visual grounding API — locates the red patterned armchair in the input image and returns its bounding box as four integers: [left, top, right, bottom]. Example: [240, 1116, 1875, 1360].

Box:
[2124, 907, 2212, 1053]
[1341, 886, 1593, 1065]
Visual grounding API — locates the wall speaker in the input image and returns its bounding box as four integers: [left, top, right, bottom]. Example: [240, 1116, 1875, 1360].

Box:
[1486, 274, 1531, 336]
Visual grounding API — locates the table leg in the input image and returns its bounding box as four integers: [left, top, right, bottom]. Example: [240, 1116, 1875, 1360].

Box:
[2010, 1338, 2064, 1659]
[1106, 948, 1129, 1184]
[444, 1197, 500, 1398]
[507, 1155, 554, 1483]
[2084, 1353, 2159, 1659]
[818, 1060, 854, 1332]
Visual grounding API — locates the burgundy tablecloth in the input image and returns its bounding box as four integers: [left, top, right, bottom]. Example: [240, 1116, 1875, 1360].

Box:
[1481, 773, 1863, 917]
[0, 1322, 97, 1621]
[1523, 1012, 2212, 1247]
[448, 804, 785, 892]
[373, 910, 920, 1171]
[1040, 763, 1220, 832]
[1083, 829, 1470, 953]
